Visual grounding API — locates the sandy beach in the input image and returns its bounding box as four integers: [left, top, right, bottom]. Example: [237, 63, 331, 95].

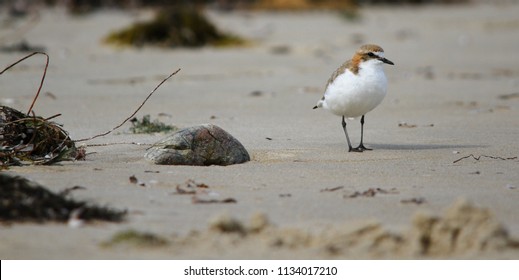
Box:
[1, 2, 519, 259]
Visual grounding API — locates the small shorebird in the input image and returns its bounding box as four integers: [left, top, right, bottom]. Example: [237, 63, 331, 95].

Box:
[313, 44, 394, 152]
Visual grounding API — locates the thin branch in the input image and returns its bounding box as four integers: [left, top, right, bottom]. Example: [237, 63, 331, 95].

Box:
[0, 52, 50, 115]
[44, 113, 62, 121]
[0, 51, 49, 115]
[85, 142, 152, 147]
[75, 68, 181, 143]
[453, 154, 518, 164]
[28, 52, 49, 115]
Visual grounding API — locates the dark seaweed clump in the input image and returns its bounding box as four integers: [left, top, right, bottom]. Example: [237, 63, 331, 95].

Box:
[101, 230, 169, 248]
[104, 7, 244, 48]
[0, 105, 78, 167]
[129, 115, 177, 134]
[0, 173, 126, 223]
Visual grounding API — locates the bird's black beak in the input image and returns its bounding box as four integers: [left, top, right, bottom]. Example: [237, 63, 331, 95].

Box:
[379, 57, 394, 65]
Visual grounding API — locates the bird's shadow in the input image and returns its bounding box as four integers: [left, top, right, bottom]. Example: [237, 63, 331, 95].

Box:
[369, 143, 486, 151]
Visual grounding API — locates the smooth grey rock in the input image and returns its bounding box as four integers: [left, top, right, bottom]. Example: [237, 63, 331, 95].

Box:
[144, 124, 250, 166]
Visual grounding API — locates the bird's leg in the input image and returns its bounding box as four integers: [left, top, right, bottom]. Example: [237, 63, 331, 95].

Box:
[342, 116, 354, 152]
[354, 115, 372, 152]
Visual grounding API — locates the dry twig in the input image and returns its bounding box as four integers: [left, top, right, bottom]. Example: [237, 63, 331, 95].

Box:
[1, 52, 180, 166]
[75, 68, 180, 142]
[0, 52, 49, 115]
[192, 196, 237, 204]
[1, 52, 77, 166]
[401, 197, 426, 205]
[320, 186, 344, 192]
[345, 188, 398, 198]
[453, 154, 517, 164]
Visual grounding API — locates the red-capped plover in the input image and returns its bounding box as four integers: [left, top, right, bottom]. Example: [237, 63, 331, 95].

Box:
[313, 44, 394, 152]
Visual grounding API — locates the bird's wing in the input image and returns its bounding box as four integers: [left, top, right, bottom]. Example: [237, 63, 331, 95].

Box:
[314, 59, 353, 109]
[324, 59, 354, 95]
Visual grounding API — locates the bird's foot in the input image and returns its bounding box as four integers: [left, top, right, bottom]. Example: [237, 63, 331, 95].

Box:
[349, 144, 372, 152]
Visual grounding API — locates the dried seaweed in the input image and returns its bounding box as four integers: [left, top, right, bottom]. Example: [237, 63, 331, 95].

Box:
[129, 114, 177, 134]
[175, 185, 196, 195]
[401, 197, 426, 205]
[101, 230, 168, 248]
[320, 186, 344, 192]
[172, 179, 236, 203]
[0, 173, 126, 223]
[398, 122, 417, 128]
[345, 187, 398, 198]
[209, 215, 246, 235]
[0, 52, 78, 167]
[348, 188, 377, 198]
[1, 51, 180, 167]
[0, 105, 78, 166]
[173, 179, 209, 195]
[498, 92, 519, 100]
[192, 196, 237, 204]
[104, 7, 245, 48]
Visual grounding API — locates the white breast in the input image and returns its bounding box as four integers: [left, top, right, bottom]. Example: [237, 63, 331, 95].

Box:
[323, 60, 388, 118]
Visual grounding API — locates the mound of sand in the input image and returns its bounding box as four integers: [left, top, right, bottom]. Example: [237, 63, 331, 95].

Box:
[112, 200, 518, 258]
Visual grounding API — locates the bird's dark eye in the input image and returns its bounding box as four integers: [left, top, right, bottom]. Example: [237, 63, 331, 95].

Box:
[367, 52, 375, 57]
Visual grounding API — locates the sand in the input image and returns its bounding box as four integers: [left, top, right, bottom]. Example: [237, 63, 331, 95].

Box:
[1, 3, 519, 259]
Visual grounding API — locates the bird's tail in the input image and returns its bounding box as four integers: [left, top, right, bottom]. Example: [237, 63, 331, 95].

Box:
[313, 98, 324, 110]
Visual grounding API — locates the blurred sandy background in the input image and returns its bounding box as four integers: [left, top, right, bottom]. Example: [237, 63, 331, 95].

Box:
[1, 0, 519, 259]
